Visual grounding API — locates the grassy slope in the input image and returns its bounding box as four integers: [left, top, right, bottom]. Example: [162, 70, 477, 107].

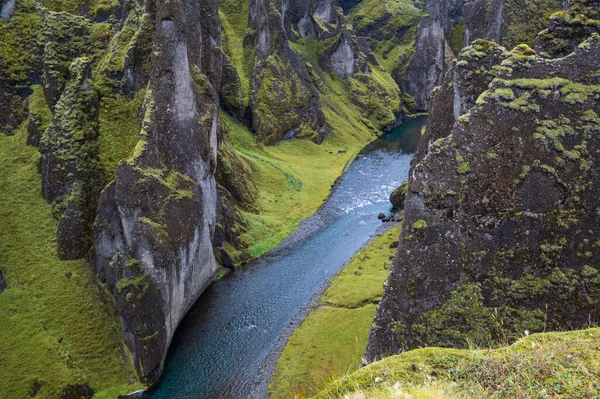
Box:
[223, 112, 375, 257]
[268, 225, 402, 398]
[0, 122, 140, 398]
[349, 0, 423, 77]
[316, 328, 600, 399]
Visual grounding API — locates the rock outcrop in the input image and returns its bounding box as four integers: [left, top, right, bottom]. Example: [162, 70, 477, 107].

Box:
[389, 182, 408, 210]
[535, 0, 600, 58]
[464, 0, 564, 49]
[246, 0, 326, 144]
[0, 268, 6, 293]
[401, 15, 452, 110]
[366, 4, 600, 361]
[40, 58, 103, 260]
[92, 0, 222, 382]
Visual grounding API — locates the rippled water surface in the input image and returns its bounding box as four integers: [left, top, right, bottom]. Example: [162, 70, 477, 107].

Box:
[145, 117, 427, 399]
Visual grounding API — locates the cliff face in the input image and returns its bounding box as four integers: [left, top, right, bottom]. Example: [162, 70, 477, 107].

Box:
[92, 0, 222, 382]
[463, 0, 565, 49]
[348, 0, 565, 111]
[366, 0, 600, 362]
[401, 15, 452, 110]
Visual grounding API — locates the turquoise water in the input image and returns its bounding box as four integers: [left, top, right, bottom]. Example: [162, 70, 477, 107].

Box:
[145, 116, 428, 399]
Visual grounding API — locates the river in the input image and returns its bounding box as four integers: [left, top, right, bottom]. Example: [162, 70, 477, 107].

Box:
[145, 116, 427, 399]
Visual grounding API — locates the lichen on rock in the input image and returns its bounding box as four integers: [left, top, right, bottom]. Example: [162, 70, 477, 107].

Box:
[366, 14, 600, 362]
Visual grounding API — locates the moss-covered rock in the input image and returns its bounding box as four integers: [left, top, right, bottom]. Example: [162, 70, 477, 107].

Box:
[349, 0, 423, 99]
[463, 0, 562, 50]
[535, 0, 600, 58]
[367, 12, 600, 362]
[390, 182, 408, 210]
[93, 0, 223, 383]
[40, 57, 103, 260]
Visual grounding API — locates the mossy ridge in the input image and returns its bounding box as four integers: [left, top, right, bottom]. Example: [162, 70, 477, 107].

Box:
[348, 0, 424, 80]
[97, 90, 146, 181]
[254, 54, 317, 143]
[219, 0, 253, 106]
[502, 0, 562, 49]
[42, 0, 119, 18]
[268, 225, 401, 399]
[0, 123, 140, 398]
[315, 328, 600, 399]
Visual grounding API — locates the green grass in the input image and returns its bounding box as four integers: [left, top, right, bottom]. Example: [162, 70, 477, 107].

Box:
[268, 225, 402, 398]
[223, 113, 374, 258]
[220, 0, 252, 106]
[323, 226, 400, 308]
[97, 91, 145, 182]
[0, 123, 141, 398]
[315, 328, 600, 399]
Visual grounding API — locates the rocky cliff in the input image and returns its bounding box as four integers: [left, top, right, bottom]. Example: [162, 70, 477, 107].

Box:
[92, 0, 223, 382]
[366, 0, 600, 362]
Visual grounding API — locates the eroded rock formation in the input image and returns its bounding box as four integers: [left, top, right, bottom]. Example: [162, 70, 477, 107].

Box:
[366, 1, 600, 362]
[92, 0, 222, 382]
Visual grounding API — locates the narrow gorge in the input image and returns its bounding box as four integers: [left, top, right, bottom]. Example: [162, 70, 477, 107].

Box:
[1, 0, 600, 398]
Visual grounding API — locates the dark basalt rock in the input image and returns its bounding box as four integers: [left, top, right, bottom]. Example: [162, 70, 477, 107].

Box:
[29, 379, 43, 397]
[59, 384, 93, 399]
[220, 50, 246, 121]
[0, 268, 6, 293]
[366, 22, 600, 362]
[220, 248, 235, 269]
[535, 0, 600, 58]
[401, 15, 453, 111]
[390, 182, 408, 210]
[463, 0, 504, 45]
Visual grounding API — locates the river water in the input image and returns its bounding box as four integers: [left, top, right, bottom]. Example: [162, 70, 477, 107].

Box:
[145, 116, 427, 399]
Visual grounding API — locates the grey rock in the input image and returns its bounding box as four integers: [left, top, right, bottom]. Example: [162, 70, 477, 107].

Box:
[0, 269, 6, 293]
[93, 0, 222, 383]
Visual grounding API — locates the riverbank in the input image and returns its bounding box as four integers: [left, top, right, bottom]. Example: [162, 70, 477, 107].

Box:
[268, 224, 402, 399]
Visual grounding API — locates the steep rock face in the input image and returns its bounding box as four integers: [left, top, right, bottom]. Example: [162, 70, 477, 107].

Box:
[452, 40, 508, 119]
[40, 58, 103, 260]
[463, 0, 505, 44]
[464, 0, 564, 49]
[247, 0, 325, 144]
[366, 31, 600, 361]
[413, 39, 507, 162]
[92, 0, 222, 383]
[401, 15, 451, 110]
